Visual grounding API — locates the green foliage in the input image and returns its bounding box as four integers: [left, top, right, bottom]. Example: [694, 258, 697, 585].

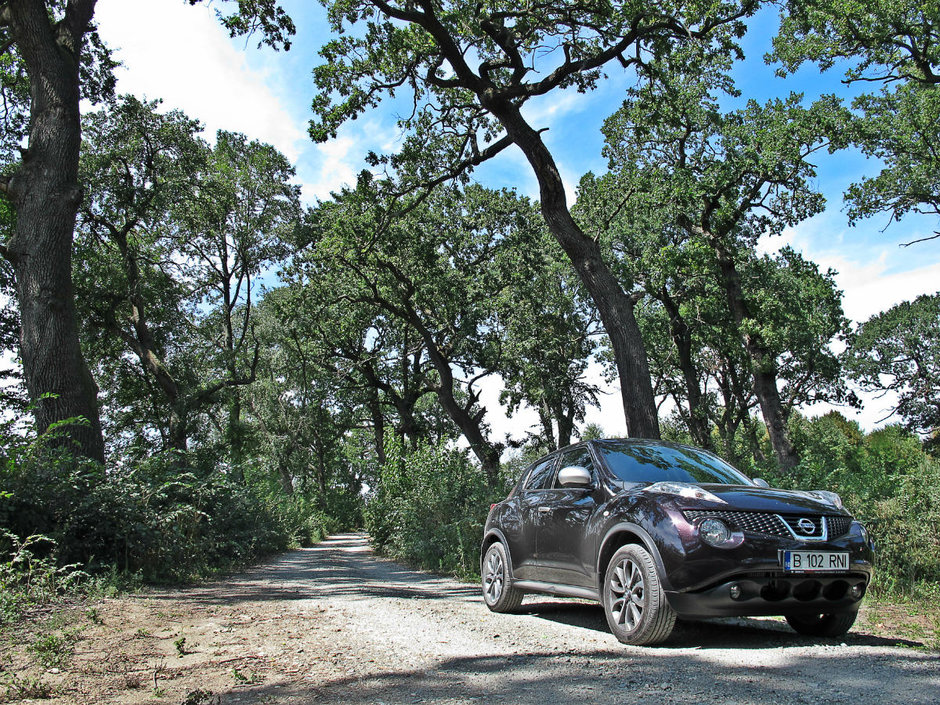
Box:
[772, 413, 940, 595]
[0, 429, 337, 586]
[773, 0, 940, 243]
[366, 434, 502, 579]
[1, 673, 52, 702]
[28, 632, 75, 669]
[845, 293, 940, 441]
[0, 532, 86, 626]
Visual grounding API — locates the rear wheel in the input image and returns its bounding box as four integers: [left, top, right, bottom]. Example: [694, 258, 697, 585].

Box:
[785, 611, 857, 637]
[481, 542, 524, 613]
[603, 544, 676, 645]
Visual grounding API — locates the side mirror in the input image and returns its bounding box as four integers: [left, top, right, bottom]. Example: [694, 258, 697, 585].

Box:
[558, 465, 593, 488]
[752, 478, 770, 488]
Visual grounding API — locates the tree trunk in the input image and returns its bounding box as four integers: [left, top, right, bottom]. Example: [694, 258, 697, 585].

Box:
[367, 386, 386, 467]
[712, 242, 798, 471]
[3, 0, 104, 463]
[660, 288, 712, 449]
[409, 316, 502, 486]
[487, 100, 660, 439]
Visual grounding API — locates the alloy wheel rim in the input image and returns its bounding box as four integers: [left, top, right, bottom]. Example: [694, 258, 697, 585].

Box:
[609, 557, 645, 630]
[484, 550, 504, 603]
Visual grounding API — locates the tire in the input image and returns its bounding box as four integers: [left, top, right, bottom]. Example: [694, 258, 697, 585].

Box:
[481, 542, 524, 613]
[785, 611, 858, 637]
[602, 544, 676, 645]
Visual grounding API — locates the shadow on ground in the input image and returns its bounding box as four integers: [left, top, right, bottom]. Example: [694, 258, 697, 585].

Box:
[144, 533, 938, 705]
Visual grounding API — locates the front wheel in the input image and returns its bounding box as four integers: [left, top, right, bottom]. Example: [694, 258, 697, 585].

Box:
[603, 544, 676, 645]
[785, 611, 857, 637]
[481, 542, 524, 613]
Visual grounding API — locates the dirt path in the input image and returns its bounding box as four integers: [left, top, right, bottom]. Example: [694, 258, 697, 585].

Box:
[5, 533, 939, 704]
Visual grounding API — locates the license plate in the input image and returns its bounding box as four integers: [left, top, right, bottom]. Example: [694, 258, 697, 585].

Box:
[783, 551, 849, 572]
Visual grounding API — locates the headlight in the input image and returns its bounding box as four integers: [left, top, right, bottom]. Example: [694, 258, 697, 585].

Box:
[697, 517, 745, 549]
[809, 490, 844, 510]
[645, 482, 726, 504]
[855, 521, 870, 544]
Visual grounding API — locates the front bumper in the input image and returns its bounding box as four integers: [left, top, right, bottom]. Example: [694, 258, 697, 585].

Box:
[665, 571, 870, 617]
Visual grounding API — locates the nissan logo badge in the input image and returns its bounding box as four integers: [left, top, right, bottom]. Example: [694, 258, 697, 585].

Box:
[797, 518, 815, 534]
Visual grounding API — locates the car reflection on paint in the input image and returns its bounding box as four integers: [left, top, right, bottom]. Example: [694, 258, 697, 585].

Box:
[481, 439, 874, 645]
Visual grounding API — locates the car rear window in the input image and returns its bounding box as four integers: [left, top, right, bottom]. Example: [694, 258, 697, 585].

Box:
[596, 441, 751, 486]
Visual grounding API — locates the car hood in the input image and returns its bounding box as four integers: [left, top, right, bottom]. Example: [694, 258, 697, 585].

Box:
[619, 482, 846, 515]
[688, 484, 845, 514]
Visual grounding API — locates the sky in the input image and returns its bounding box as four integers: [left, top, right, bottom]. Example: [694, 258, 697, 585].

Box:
[93, 0, 940, 441]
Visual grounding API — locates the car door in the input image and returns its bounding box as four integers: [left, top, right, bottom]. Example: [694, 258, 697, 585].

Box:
[508, 455, 558, 580]
[533, 446, 601, 588]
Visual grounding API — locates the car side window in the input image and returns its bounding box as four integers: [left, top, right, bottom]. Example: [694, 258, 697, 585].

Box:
[524, 457, 557, 490]
[554, 447, 597, 488]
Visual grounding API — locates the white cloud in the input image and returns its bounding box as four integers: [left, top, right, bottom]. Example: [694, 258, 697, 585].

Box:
[95, 0, 306, 162]
[302, 135, 358, 200]
[763, 214, 940, 324]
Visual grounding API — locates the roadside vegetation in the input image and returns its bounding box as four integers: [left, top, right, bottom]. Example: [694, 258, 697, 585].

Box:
[1, 3, 939, 688]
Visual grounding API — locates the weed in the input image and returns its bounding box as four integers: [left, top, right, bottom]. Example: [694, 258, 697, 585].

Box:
[173, 636, 188, 657]
[232, 667, 263, 684]
[27, 633, 73, 669]
[1, 673, 53, 701]
[0, 532, 87, 627]
[181, 688, 220, 705]
[85, 606, 102, 625]
[135, 627, 152, 638]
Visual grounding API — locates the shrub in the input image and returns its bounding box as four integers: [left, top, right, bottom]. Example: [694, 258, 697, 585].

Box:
[782, 413, 940, 596]
[0, 428, 344, 585]
[366, 434, 501, 579]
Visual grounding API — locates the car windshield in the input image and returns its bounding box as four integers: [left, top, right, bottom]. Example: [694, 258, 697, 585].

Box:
[596, 441, 752, 486]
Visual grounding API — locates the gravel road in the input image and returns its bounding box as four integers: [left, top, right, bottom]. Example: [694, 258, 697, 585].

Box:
[12, 533, 939, 704]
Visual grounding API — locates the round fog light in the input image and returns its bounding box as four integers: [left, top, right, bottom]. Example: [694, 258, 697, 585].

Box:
[849, 583, 865, 599]
[729, 583, 742, 600]
[700, 518, 732, 547]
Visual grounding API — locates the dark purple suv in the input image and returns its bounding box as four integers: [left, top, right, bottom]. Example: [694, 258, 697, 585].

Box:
[481, 439, 874, 645]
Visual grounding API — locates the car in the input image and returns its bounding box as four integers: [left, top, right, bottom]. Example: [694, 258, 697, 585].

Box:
[481, 438, 874, 645]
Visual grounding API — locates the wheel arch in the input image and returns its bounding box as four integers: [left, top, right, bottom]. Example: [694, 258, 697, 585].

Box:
[481, 528, 513, 576]
[596, 522, 672, 594]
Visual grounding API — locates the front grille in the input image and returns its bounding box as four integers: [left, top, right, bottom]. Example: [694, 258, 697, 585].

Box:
[684, 510, 854, 541]
[826, 515, 852, 538]
[683, 510, 790, 537]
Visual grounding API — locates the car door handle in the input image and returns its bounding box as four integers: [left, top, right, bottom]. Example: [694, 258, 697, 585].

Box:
[537, 506, 551, 513]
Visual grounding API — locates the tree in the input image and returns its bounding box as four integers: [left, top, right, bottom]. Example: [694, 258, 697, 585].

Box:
[495, 229, 600, 451]
[247, 287, 366, 500]
[76, 97, 300, 460]
[299, 180, 541, 485]
[773, 1, 940, 244]
[291, 0, 763, 439]
[181, 130, 300, 471]
[0, 0, 115, 462]
[845, 293, 940, 441]
[76, 96, 205, 455]
[586, 57, 846, 469]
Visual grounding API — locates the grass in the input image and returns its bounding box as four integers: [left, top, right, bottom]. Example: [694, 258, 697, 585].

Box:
[1, 673, 53, 702]
[26, 633, 74, 669]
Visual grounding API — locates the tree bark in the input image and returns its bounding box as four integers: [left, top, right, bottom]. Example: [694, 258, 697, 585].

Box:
[711, 242, 799, 471]
[485, 99, 660, 439]
[407, 313, 502, 486]
[2, 0, 104, 462]
[659, 288, 712, 449]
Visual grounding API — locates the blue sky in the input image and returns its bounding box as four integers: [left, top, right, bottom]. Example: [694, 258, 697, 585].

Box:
[96, 0, 940, 439]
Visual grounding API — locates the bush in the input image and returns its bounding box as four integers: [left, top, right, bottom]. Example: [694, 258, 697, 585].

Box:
[0, 429, 344, 585]
[780, 413, 940, 596]
[365, 435, 503, 579]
